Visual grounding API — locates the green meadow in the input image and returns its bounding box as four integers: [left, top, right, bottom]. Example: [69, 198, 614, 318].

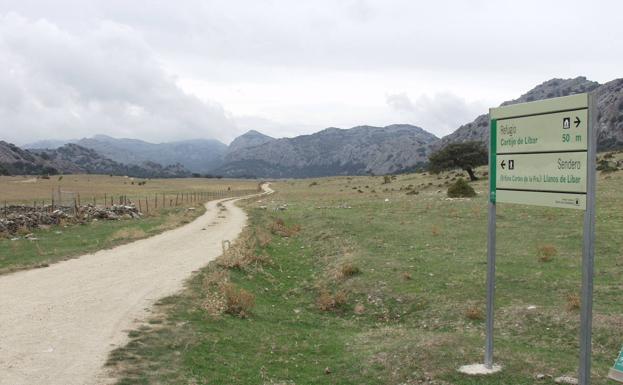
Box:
[106, 160, 623, 385]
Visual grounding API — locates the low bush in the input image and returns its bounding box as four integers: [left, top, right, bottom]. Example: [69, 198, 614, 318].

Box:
[447, 178, 476, 198]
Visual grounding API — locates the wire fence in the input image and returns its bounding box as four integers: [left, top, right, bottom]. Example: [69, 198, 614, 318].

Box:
[2, 185, 263, 218]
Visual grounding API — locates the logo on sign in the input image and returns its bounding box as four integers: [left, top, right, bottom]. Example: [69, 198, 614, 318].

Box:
[508, 159, 515, 170]
[563, 117, 571, 129]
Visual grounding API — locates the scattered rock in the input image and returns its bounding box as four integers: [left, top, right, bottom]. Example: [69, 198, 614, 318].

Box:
[554, 376, 578, 384]
[0, 203, 142, 235]
[324, 367, 331, 374]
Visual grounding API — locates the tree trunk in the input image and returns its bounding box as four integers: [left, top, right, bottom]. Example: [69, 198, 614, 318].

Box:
[464, 167, 478, 181]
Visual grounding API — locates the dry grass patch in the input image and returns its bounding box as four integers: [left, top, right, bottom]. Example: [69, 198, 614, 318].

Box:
[431, 225, 441, 237]
[255, 227, 272, 247]
[108, 228, 147, 241]
[217, 231, 271, 270]
[537, 244, 558, 262]
[270, 218, 301, 237]
[219, 282, 255, 318]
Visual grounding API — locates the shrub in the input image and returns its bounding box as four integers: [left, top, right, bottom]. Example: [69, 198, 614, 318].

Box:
[382, 175, 391, 184]
[537, 244, 557, 262]
[220, 282, 255, 318]
[447, 178, 476, 198]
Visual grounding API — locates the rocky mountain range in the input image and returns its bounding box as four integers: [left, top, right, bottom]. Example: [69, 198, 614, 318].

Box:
[0, 141, 189, 178]
[439, 77, 623, 150]
[10, 76, 623, 179]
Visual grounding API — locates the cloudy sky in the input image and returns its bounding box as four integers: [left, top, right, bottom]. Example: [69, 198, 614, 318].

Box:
[1, 0, 621, 145]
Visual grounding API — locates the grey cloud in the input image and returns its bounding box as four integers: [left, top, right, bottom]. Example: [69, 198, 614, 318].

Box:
[0, 13, 237, 145]
[386, 92, 486, 136]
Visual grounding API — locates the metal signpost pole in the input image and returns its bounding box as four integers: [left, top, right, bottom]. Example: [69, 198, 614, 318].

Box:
[578, 94, 597, 385]
[485, 114, 496, 369]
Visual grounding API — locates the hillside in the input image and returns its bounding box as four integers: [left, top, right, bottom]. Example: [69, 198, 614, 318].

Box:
[0, 142, 190, 178]
[216, 124, 438, 178]
[75, 135, 227, 173]
[440, 77, 623, 150]
[0, 141, 61, 176]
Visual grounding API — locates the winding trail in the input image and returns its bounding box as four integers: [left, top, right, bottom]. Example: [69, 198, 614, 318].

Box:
[0, 184, 272, 385]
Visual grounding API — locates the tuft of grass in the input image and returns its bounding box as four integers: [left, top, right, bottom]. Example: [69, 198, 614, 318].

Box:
[566, 293, 581, 311]
[537, 244, 558, 262]
[464, 305, 484, 321]
[108, 228, 147, 242]
[338, 263, 361, 279]
[217, 231, 271, 270]
[316, 288, 349, 312]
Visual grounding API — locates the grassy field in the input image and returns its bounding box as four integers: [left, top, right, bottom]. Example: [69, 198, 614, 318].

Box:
[0, 203, 207, 274]
[0, 175, 260, 274]
[105, 156, 623, 385]
[0, 174, 260, 204]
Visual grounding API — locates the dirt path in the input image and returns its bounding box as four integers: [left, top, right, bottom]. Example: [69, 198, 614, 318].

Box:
[0, 184, 273, 385]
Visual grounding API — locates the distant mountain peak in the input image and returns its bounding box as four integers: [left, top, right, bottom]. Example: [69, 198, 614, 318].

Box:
[440, 76, 622, 151]
[228, 130, 276, 154]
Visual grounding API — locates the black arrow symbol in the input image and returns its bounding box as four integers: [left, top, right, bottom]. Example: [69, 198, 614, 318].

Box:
[574, 116, 581, 127]
[500, 160, 506, 170]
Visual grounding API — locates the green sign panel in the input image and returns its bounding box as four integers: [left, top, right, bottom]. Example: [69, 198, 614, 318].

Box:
[609, 347, 623, 382]
[490, 94, 589, 210]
